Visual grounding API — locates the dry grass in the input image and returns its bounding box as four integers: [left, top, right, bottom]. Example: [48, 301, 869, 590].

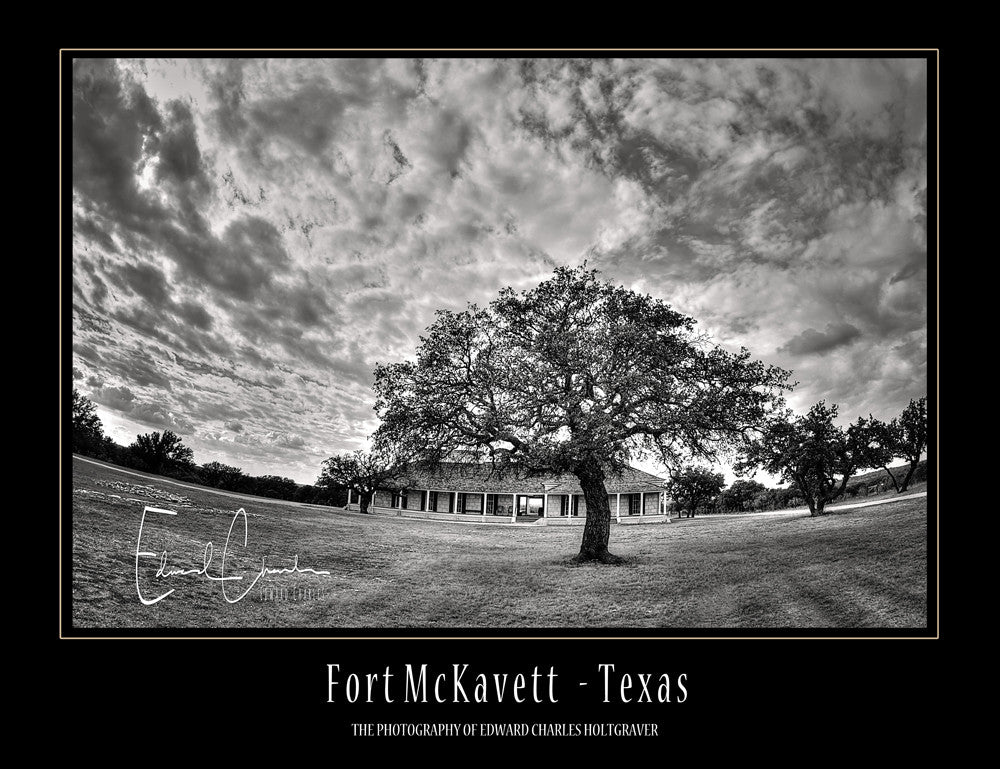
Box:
[69, 457, 928, 630]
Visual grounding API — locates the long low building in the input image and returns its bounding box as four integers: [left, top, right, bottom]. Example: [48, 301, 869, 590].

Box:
[345, 462, 669, 522]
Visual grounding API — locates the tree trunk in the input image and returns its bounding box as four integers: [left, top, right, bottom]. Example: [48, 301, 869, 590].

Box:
[806, 496, 818, 517]
[899, 460, 919, 492]
[881, 466, 901, 493]
[815, 498, 826, 516]
[359, 492, 371, 514]
[573, 458, 624, 564]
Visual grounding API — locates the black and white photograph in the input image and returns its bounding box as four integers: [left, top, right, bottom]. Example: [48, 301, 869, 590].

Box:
[65, 54, 934, 636]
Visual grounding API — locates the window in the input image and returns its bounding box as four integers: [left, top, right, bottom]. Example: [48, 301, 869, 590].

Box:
[428, 491, 438, 511]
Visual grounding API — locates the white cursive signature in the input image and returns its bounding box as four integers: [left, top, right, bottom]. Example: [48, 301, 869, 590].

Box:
[135, 506, 331, 605]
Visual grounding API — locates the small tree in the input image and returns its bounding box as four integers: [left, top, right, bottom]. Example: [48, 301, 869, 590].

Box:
[128, 430, 195, 475]
[317, 449, 398, 514]
[72, 389, 106, 456]
[894, 397, 928, 492]
[738, 402, 866, 517]
[718, 478, 767, 512]
[856, 416, 903, 492]
[200, 461, 247, 491]
[666, 466, 725, 517]
[252, 474, 300, 499]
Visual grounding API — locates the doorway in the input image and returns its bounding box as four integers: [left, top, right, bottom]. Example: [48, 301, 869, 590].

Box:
[518, 495, 545, 517]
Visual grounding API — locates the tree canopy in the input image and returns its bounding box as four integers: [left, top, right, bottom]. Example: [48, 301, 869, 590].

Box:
[717, 478, 768, 513]
[894, 397, 928, 492]
[373, 265, 791, 562]
[72, 389, 107, 455]
[855, 415, 903, 491]
[666, 466, 725, 518]
[128, 430, 195, 475]
[738, 401, 867, 517]
[317, 449, 399, 514]
[854, 396, 928, 493]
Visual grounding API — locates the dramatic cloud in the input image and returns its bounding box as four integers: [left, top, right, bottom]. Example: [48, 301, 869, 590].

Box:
[71, 57, 929, 483]
[779, 323, 862, 356]
[89, 385, 136, 412]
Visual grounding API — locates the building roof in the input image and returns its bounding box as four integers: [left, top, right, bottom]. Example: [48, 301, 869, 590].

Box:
[387, 462, 667, 495]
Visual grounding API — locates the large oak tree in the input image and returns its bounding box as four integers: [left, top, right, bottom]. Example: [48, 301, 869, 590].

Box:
[372, 266, 790, 563]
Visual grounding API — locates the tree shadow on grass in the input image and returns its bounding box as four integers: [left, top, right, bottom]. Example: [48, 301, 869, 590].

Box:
[558, 554, 638, 568]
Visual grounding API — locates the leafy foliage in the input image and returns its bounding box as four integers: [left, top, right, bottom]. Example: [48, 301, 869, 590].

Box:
[72, 389, 109, 455]
[127, 430, 195, 475]
[738, 402, 868, 516]
[854, 396, 928, 493]
[717, 479, 768, 512]
[895, 397, 928, 492]
[855, 415, 903, 492]
[199, 461, 247, 491]
[373, 265, 790, 560]
[317, 449, 400, 513]
[666, 466, 725, 518]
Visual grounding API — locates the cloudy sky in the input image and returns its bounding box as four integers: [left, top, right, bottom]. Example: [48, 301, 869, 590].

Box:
[71, 57, 928, 484]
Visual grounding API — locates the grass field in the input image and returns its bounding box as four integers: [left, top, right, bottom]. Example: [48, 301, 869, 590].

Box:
[69, 456, 929, 630]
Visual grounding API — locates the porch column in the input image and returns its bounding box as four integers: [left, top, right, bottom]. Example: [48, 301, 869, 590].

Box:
[616, 493, 621, 523]
[511, 494, 517, 523]
[346, 488, 352, 506]
[482, 493, 487, 519]
[543, 493, 548, 518]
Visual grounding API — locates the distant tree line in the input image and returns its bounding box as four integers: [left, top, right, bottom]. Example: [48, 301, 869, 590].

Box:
[665, 468, 806, 517]
[669, 396, 928, 517]
[71, 389, 347, 506]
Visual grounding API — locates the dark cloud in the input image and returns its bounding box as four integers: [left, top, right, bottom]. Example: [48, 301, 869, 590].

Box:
[90, 385, 136, 412]
[429, 110, 473, 176]
[248, 81, 351, 156]
[95, 345, 174, 389]
[130, 402, 195, 434]
[74, 215, 119, 254]
[72, 59, 163, 226]
[173, 300, 213, 330]
[74, 343, 103, 365]
[778, 322, 862, 356]
[155, 100, 211, 197]
[206, 59, 248, 140]
[111, 262, 172, 307]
